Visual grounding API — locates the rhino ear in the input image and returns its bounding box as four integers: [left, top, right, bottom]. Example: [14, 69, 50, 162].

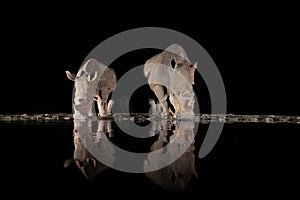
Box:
[170, 57, 177, 69]
[87, 71, 98, 82]
[64, 159, 74, 168]
[65, 71, 76, 81]
[77, 69, 85, 78]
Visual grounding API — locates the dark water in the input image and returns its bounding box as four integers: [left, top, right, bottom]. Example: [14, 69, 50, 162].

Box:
[1, 118, 299, 198]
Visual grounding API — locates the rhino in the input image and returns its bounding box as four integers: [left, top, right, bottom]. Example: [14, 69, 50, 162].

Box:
[144, 120, 198, 191]
[64, 119, 115, 180]
[66, 58, 117, 118]
[144, 44, 197, 119]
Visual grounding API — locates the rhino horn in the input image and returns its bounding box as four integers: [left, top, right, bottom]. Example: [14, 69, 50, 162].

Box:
[193, 62, 197, 68]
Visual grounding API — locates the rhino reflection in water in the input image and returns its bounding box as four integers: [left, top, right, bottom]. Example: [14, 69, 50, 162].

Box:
[144, 120, 198, 191]
[144, 44, 197, 119]
[66, 58, 117, 119]
[64, 119, 115, 180]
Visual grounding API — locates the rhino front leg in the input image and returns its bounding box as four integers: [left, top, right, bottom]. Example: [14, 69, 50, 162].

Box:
[169, 92, 180, 117]
[106, 99, 114, 115]
[93, 95, 105, 117]
[150, 84, 169, 116]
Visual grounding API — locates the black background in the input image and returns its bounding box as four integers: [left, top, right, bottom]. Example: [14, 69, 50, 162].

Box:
[1, 4, 299, 116]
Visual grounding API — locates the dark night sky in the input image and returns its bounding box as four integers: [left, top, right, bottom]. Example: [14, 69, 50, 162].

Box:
[1, 5, 299, 116]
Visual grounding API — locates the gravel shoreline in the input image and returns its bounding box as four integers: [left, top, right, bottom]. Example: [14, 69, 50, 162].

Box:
[1, 113, 299, 124]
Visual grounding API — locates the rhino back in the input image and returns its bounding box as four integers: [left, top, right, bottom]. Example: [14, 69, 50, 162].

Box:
[144, 45, 190, 88]
[165, 43, 191, 63]
[77, 58, 108, 78]
[98, 67, 117, 89]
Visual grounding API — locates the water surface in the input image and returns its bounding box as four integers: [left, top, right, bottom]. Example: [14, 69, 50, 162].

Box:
[0, 114, 299, 198]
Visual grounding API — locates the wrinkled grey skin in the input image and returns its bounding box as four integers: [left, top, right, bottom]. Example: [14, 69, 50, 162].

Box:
[66, 58, 117, 119]
[64, 119, 114, 180]
[144, 120, 198, 191]
[144, 44, 197, 119]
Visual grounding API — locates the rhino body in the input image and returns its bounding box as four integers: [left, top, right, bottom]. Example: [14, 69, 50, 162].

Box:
[144, 44, 197, 119]
[66, 58, 117, 119]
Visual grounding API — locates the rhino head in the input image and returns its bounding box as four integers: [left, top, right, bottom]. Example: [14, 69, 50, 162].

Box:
[169, 56, 197, 118]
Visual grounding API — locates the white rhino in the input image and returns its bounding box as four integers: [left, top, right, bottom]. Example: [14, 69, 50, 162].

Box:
[144, 44, 197, 119]
[66, 58, 117, 119]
